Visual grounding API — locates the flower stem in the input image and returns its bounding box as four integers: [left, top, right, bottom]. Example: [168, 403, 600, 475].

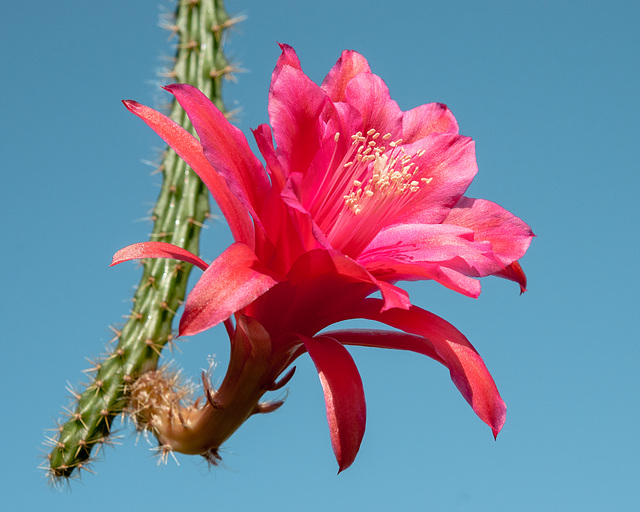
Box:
[47, 0, 237, 481]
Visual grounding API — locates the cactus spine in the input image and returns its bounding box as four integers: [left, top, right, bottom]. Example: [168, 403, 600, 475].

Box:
[47, 0, 236, 481]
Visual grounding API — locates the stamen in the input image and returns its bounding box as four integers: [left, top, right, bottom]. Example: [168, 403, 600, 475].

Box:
[309, 127, 434, 258]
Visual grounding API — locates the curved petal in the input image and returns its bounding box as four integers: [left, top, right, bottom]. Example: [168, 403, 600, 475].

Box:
[329, 299, 506, 438]
[111, 242, 208, 271]
[402, 102, 459, 143]
[286, 249, 411, 311]
[321, 49, 371, 102]
[301, 334, 366, 473]
[271, 42, 302, 81]
[394, 134, 478, 225]
[495, 260, 528, 293]
[179, 243, 281, 336]
[165, 84, 270, 225]
[122, 100, 254, 247]
[366, 259, 482, 298]
[252, 123, 286, 192]
[323, 328, 445, 366]
[444, 197, 534, 267]
[268, 62, 332, 178]
[343, 72, 403, 140]
[361, 223, 504, 278]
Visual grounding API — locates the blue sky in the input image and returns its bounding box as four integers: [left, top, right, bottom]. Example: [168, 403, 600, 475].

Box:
[3, 0, 639, 510]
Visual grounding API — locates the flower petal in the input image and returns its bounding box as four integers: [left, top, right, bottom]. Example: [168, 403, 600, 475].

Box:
[343, 72, 403, 139]
[111, 242, 208, 271]
[252, 123, 286, 191]
[268, 58, 332, 179]
[367, 260, 482, 298]
[444, 197, 534, 267]
[495, 260, 528, 293]
[323, 328, 445, 366]
[361, 223, 504, 278]
[321, 49, 371, 102]
[331, 299, 506, 437]
[179, 243, 281, 336]
[122, 100, 254, 247]
[165, 84, 270, 225]
[301, 334, 366, 473]
[402, 102, 459, 143]
[394, 133, 478, 225]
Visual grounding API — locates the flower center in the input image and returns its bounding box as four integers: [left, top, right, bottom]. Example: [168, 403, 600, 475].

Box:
[313, 128, 432, 258]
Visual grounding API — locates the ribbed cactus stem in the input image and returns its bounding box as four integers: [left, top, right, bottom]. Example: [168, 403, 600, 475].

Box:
[47, 0, 236, 481]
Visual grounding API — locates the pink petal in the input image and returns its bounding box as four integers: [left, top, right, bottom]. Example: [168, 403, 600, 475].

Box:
[122, 100, 254, 247]
[179, 243, 281, 336]
[301, 334, 366, 473]
[271, 42, 302, 82]
[343, 72, 403, 139]
[334, 299, 506, 437]
[394, 134, 478, 225]
[402, 102, 459, 143]
[268, 60, 332, 179]
[361, 223, 504, 278]
[321, 49, 371, 102]
[366, 260, 482, 298]
[165, 84, 270, 225]
[111, 242, 208, 271]
[252, 123, 286, 191]
[444, 197, 534, 266]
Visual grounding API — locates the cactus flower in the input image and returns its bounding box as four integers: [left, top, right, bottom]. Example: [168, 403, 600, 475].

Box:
[112, 44, 533, 472]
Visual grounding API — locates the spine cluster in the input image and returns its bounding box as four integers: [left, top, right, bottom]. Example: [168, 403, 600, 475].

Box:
[46, 0, 239, 481]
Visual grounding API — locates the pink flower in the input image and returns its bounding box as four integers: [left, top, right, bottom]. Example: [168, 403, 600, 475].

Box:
[112, 44, 533, 472]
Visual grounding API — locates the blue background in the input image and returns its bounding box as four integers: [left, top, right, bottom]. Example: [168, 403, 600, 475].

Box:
[2, 1, 638, 510]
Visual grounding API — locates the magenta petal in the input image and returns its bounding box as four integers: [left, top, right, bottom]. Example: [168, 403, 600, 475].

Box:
[395, 134, 478, 225]
[343, 72, 403, 139]
[268, 63, 331, 178]
[111, 242, 208, 271]
[338, 299, 506, 437]
[165, 84, 270, 224]
[252, 123, 286, 191]
[402, 102, 459, 142]
[321, 49, 371, 102]
[179, 243, 281, 336]
[301, 334, 366, 473]
[122, 100, 254, 247]
[444, 197, 534, 266]
[272, 43, 302, 80]
[362, 223, 504, 277]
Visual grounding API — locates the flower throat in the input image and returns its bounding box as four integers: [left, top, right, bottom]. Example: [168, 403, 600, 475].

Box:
[312, 128, 432, 258]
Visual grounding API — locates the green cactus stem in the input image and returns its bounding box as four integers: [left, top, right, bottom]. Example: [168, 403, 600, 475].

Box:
[47, 0, 238, 481]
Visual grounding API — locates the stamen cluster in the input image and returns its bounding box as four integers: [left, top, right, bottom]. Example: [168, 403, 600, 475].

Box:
[320, 128, 432, 256]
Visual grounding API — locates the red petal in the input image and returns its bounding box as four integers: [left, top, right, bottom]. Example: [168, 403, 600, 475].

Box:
[324, 328, 445, 365]
[179, 243, 281, 336]
[301, 335, 366, 473]
[122, 100, 254, 247]
[164, 84, 270, 226]
[332, 299, 506, 438]
[111, 242, 208, 271]
[496, 260, 528, 293]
